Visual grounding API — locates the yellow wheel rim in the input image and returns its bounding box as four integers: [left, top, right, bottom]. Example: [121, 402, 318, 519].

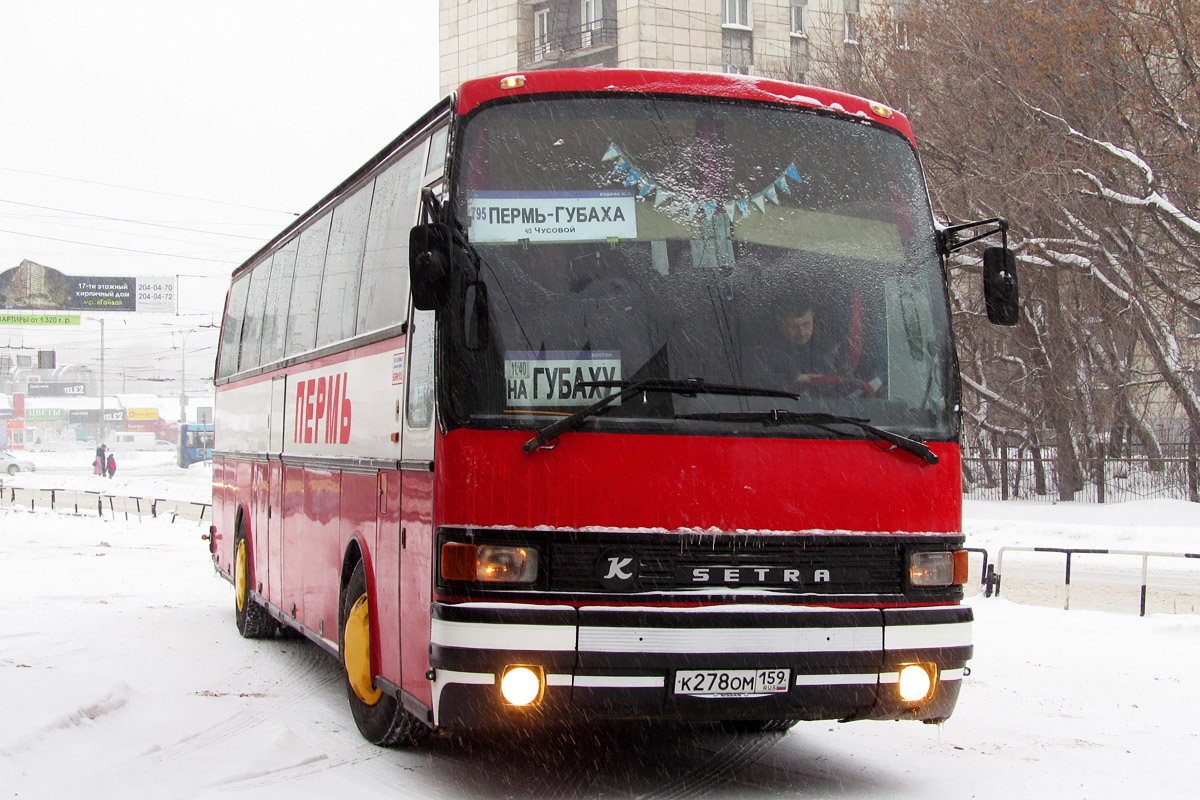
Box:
[344, 594, 382, 705]
[235, 540, 247, 612]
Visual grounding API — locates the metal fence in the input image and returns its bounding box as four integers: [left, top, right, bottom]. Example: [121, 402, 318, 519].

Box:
[0, 483, 211, 523]
[963, 441, 1199, 503]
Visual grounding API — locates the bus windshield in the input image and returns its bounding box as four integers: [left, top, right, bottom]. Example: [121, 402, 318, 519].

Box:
[446, 95, 956, 440]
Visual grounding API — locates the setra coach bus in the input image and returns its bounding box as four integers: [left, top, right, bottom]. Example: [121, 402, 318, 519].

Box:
[210, 68, 1019, 746]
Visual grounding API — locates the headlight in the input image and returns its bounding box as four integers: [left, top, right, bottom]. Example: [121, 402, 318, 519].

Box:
[909, 550, 968, 587]
[500, 665, 543, 706]
[441, 542, 539, 584]
[898, 663, 936, 702]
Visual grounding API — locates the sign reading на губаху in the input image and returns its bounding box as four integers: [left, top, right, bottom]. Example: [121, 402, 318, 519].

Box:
[0, 260, 175, 313]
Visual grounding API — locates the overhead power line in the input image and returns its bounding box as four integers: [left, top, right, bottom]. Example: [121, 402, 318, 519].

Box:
[0, 165, 300, 216]
[0, 197, 271, 241]
[0, 228, 241, 264]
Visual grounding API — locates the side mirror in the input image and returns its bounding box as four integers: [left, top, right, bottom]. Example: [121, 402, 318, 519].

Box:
[409, 223, 453, 311]
[983, 247, 1019, 326]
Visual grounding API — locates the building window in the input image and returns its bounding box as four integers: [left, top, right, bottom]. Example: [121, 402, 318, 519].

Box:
[790, 36, 809, 81]
[845, 12, 859, 44]
[581, 0, 601, 47]
[791, 3, 807, 38]
[843, 0, 860, 44]
[534, 7, 551, 61]
[894, 18, 911, 49]
[722, 28, 753, 74]
[723, 0, 750, 29]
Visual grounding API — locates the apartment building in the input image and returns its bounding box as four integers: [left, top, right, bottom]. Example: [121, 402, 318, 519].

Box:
[439, 0, 888, 96]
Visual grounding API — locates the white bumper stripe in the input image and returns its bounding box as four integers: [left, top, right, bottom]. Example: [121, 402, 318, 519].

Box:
[884, 621, 973, 650]
[794, 673, 880, 686]
[431, 619, 577, 651]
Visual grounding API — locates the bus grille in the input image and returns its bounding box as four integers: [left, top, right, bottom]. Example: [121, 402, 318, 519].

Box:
[547, 533, 909, 595]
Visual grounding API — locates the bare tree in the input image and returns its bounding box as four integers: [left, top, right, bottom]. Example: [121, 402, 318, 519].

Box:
[805, 0, 1200, 498]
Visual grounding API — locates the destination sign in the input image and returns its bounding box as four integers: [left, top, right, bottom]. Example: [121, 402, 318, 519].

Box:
[504, 350, 621, 408]
[467, 190, 637, 243]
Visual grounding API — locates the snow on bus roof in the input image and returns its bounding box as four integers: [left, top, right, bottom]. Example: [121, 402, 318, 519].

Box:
[455, 68, 915, 145]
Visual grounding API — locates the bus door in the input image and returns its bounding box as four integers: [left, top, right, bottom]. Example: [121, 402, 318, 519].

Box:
[398, 133, 446, 708]
[399, 302, 436, 707]
[266, 375, 287, 606]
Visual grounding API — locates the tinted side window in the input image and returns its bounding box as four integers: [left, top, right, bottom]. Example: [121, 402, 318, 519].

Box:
[217, 274, 251, 378]
[316, 183, 373, 347]
[260, 238, 298, 365]
[426, 125, 448, 174]
[357, 145, 425, 333]
[285, 215, 332, 357]
[238, 260, 272, 372]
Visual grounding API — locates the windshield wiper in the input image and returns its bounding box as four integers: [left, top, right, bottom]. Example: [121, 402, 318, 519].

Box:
[676, 410, 939, 465]
[522, 378, 797, 453]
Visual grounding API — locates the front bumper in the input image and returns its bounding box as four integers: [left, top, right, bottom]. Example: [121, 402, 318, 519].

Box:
[429, 602, 971, 728]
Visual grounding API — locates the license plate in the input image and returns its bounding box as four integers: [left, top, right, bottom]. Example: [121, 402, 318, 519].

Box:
[673, 669, 791, 697]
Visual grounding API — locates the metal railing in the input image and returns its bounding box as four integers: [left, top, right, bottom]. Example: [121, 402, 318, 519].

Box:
[993, 546, 1200, 616]
[518, 20, 617, 65]
[0, 483, 211, 524]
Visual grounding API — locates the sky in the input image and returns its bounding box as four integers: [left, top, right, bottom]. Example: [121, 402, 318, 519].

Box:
[1, 456, 1199, 798]
[0, 1, 441, 395]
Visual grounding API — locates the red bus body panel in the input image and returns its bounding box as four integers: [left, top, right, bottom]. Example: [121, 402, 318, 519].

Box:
[436, 428, 960, 534]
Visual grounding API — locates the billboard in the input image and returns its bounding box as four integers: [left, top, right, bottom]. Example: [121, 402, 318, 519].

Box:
[0, 260, 175, 313]
[26, 382, 87, 398]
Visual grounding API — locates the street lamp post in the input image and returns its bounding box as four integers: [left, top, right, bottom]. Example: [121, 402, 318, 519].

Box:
[177, 329, 194, 423]
[98, 318, 106, 444]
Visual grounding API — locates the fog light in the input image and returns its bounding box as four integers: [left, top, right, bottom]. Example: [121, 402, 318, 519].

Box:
[898, 664, 935, 702]
[501, 666, 542, 706]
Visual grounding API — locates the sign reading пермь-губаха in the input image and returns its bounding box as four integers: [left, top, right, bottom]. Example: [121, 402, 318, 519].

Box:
[0, 260, 175, 312]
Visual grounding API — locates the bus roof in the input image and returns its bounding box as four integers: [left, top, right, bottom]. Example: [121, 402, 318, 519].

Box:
[456, 68, 914, 145]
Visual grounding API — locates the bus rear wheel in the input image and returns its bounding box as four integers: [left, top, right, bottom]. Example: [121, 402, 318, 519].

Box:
[234, 525, 276, 639]
[340, 560, 430, 748]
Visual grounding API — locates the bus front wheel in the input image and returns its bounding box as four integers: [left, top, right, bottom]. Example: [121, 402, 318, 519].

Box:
[233, 524, 276, 639]
[339, 560, 430, 748]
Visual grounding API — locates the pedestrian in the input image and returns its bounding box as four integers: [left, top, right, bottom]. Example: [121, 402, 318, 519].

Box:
[93, 455, 103, 475]
[106, 452, 116, 478]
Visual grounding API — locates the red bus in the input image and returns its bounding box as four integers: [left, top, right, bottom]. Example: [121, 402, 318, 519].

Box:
[211, 68, 1018, 746]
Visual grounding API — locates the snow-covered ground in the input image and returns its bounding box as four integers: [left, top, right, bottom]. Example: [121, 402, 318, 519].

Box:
[1, 454, 1198, 799]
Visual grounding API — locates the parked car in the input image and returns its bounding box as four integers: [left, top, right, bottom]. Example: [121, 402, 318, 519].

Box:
[1, 450, 36, 475]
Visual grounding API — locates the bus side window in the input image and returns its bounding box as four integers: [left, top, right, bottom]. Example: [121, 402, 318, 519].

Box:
[426, 125, 448, 176]
[357, 142, 425, 334]
[406, 308, 435, 429]
[238, 258, 273, 372]
[260, 238, 298, 365]
[315, 182, 373, 348]
[285, 215, 333, 358]
[217, 274, 251, 378]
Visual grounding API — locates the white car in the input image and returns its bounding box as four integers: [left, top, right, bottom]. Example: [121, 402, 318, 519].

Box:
[1, 450, 36, 475]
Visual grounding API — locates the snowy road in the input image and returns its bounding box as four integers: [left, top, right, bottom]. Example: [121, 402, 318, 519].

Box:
[1, 465, 1198, 798]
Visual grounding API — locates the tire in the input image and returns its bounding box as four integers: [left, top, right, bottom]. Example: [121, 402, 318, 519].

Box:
[340, 560, 430, 747]
[721, 719, 798, 734]
[233, 523, 277, 639]
[7, 464, 18, 475]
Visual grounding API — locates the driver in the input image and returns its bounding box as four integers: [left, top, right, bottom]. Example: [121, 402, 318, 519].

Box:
[776, 299, 845, 384]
